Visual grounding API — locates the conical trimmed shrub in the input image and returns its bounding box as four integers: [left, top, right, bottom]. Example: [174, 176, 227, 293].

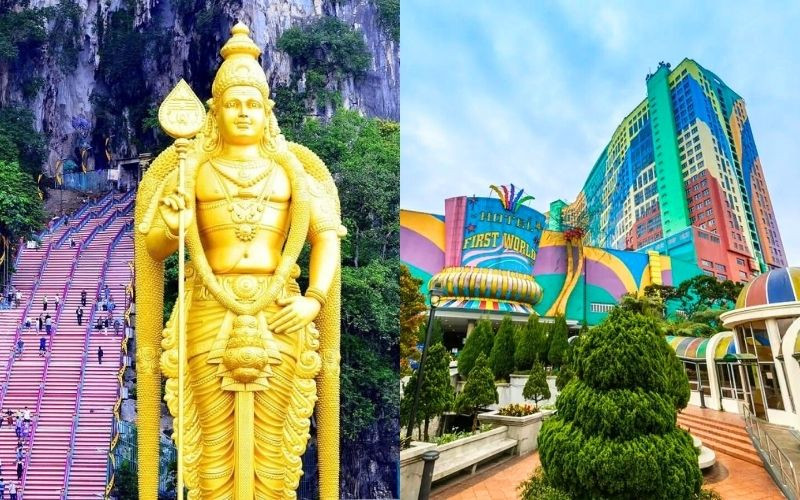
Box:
[538, 308, 701, 499]
[457, 319, 494, 377]
[489, 315, 516, 380]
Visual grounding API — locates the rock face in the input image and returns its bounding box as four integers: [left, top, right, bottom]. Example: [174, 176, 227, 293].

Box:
[5, 0, 399, 173]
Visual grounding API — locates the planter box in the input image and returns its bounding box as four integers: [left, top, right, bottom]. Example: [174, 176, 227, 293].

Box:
[432, 425, 517, 482]
[478, 409, 555, 456]
[399, 441, 437, 500]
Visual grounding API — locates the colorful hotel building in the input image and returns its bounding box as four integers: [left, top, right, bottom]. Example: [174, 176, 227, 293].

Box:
[555, 58, 786, 280]
[401, 59, 788, 342]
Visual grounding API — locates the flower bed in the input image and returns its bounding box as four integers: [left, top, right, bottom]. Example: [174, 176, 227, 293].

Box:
[498, 403, 538, 417]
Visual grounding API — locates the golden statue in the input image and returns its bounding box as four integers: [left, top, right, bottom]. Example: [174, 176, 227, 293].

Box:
[134, 22, 345, 499]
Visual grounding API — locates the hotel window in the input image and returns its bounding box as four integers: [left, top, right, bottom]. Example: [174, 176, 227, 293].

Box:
[706, 209, 713, 216]
[703, 269, 714, 277]
[739, 271, 747, 279]
[701, 259, 712, 267]
[717, 274, 727, 280]
[715, 263, 726, 271]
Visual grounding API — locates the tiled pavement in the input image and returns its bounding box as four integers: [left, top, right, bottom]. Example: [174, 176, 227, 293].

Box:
[432, 450, 784, 499]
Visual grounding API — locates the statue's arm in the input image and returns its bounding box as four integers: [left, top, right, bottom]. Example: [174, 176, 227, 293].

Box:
[307, 230, 340, 297]
[144, 174, 180, 262]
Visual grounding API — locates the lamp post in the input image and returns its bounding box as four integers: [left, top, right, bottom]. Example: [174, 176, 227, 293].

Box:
[405, 283, 444, 441]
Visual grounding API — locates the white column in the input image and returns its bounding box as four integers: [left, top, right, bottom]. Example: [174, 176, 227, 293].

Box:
[765, 319, 793, 414]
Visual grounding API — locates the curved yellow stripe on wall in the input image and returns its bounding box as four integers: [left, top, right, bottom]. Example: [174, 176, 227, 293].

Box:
[583, 247, 638, 294]
[400, 210, 446, 251]
[539, 230, 565, 247]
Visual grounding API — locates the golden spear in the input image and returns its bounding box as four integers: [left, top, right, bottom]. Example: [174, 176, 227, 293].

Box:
[157, 79, 205, 500]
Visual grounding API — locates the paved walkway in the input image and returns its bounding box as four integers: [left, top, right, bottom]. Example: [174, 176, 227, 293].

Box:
[432, 450, 784, 499]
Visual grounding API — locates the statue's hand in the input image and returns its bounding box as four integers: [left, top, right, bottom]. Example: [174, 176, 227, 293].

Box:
[269, 296, 321, 334]
[158, 187, 193, 235]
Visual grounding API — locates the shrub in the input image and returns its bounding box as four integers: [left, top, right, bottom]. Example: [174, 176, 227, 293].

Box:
[518, 467, 570, 500]
[399, 343, 454, 441]
[489, 315, 516, 380]
[548, 314, 569, 368]
[538, 308, 701, 499]
[457, 319, 494, 377]
[514, 315, 539, 371]
[497, 403, 537, 417]
[523, 362, 550, 405]
[455, 353, 497, 431]
[555, 364, 574, 391]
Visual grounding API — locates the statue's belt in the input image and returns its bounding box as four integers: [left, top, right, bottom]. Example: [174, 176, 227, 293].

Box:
[185, 273, 304, 392]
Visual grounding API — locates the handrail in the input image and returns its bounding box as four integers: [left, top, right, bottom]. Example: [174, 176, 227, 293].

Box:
[20, 243, 82, 498]
[0, 241, 53, 412]
[62, 221, 131, 498]
[80, 197, 134, 252]
[742, 404, 800, 498]
[103, 222, 134, 498]
[54, 190, 119, 248]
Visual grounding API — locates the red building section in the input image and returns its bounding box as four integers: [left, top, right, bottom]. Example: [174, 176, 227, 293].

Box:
[685, 171, 755, 282]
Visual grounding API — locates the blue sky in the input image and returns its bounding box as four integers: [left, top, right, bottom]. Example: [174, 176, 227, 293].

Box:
[401, 1, 800, 264]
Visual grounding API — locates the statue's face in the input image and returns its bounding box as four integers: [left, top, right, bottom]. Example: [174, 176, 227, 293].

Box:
[217, 85, 267, 146]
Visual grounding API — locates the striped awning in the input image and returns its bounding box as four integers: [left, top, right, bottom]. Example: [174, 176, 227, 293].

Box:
[714, 335, 737, 360]
[665, 335, 709, 361]
[437, 298, 532, 314]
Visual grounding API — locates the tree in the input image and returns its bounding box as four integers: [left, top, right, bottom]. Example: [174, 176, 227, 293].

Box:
[671, 275, 743, 316]
[400, 265, 427, 374]
[514, 315, 539, 371]
[400, 342, 454, 441]
[547, 314, 569, 368]
[0, 159, 45, 241]
[489, 315, 516, 380]
[555, 365, 573, 391]
[457, 319, 494, 378]
[535, 318, 550, 364]
[617, 292, 665, 318]
[455, 353, 497, 431]
[538, 308, 702, 499]
[523, 362, 550, 406]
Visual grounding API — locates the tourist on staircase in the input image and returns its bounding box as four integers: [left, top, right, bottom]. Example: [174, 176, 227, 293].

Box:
[14, 290, 20, 308]
[8, 480, 17, 500]
[44, 314, 52, 335]
[13, 339, 22, 360]
[41, 295, 47, 311]
[81, 289, 87, 307]
[54, 293, 60, 311]
[36, 314, 42, 333]
[0, 475, 4, 497]
[76, 306, 84, 326]
[97, 346, 103, 365]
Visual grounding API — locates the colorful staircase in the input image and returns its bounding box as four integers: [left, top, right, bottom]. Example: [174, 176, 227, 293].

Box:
[0, 192, 134, 499]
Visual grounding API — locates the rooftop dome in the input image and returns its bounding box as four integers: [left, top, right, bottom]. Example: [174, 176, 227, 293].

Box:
[736, 267, 800, 309]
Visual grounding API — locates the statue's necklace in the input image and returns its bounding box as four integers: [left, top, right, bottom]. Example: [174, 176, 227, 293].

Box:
[211, 165, 277, 244]
[209, 158, 274, 188]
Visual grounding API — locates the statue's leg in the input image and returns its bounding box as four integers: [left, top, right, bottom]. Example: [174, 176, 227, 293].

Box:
[189, 354, 235, 498]
[253, 320, 319, 499]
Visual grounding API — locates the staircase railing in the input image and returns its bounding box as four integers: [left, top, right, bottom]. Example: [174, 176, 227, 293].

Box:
[0, 241, 53, 412]
[20, 244, 82, 499]
[81, 201, 133, 250]
[62, 221, 131, 498]
[55, 190, 119, 248]
[743, 404, 799, 499]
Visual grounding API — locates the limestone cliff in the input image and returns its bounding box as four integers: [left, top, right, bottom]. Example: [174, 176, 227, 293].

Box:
[2, 0, 399, 173]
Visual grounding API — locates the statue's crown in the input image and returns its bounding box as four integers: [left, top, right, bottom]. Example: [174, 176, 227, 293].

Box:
[212, 22, 270, 103]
